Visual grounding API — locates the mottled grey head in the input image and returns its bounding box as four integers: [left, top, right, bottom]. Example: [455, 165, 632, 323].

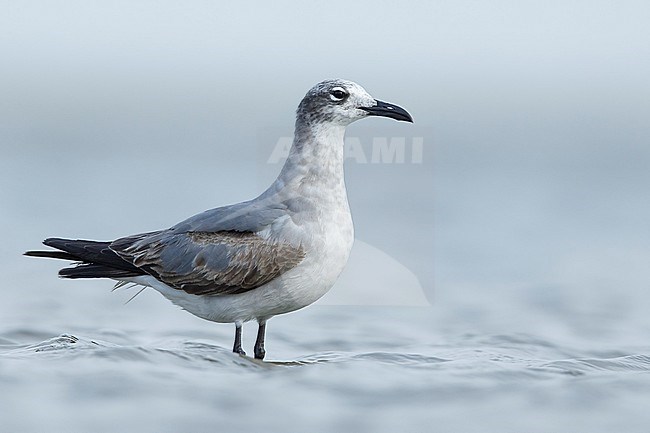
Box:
[296, 79, 413, 127]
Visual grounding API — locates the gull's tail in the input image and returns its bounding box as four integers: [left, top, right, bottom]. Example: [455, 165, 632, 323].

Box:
[25, 238, 145, 279]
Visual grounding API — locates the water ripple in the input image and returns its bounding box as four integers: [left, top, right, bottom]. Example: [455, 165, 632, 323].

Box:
[2, 331, 650, 379]
[539, 354, 650, 375]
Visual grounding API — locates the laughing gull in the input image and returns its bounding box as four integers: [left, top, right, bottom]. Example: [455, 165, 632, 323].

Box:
[25, 79, 413, 359]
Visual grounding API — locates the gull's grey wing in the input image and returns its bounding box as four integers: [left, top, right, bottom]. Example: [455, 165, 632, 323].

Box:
[171, 199, 290, 233]
[110, 230, 305, 296]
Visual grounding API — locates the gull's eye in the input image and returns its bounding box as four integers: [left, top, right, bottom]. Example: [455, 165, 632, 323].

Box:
[329, 87, 349, 102]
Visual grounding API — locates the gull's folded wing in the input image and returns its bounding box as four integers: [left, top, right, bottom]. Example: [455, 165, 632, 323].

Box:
[110, 230, 305, 296]
[170, 198, 290, 233]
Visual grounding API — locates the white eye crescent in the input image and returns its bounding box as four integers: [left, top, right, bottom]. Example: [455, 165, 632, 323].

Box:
[329, 87, 349, 101]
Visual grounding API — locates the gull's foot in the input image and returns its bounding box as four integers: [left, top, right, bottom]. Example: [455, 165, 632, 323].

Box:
[254, 347, 265, 360]
[254, 321, 266, 360]
[233, 323, 245, 356]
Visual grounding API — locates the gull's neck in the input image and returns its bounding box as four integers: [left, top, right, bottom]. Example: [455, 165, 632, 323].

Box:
[273, 119, 347, 197]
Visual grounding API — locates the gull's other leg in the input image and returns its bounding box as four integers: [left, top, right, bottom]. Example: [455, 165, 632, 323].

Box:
[233, 322, 246, 356]
[254, 320, 266, 360]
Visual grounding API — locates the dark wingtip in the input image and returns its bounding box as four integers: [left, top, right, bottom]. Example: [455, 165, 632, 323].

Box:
[25, 238, 78, 260]
[43, 238, 69, 248]
[24, 250, 78, 260]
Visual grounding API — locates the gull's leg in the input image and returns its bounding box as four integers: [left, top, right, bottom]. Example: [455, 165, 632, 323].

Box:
[233, 322, 246, 356]
[254, 320, 266, 360]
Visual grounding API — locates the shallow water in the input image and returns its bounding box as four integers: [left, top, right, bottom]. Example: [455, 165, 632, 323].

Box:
[2, 302, 650, 433]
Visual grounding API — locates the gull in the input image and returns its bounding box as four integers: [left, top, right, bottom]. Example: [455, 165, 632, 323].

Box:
[25, 79, 413, 360]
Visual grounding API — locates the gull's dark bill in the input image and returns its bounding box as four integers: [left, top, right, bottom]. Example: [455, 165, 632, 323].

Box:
[360, 100, 413, 122]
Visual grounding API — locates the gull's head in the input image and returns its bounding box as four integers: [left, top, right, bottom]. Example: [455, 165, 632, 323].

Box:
[297, 79, 413, 127]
